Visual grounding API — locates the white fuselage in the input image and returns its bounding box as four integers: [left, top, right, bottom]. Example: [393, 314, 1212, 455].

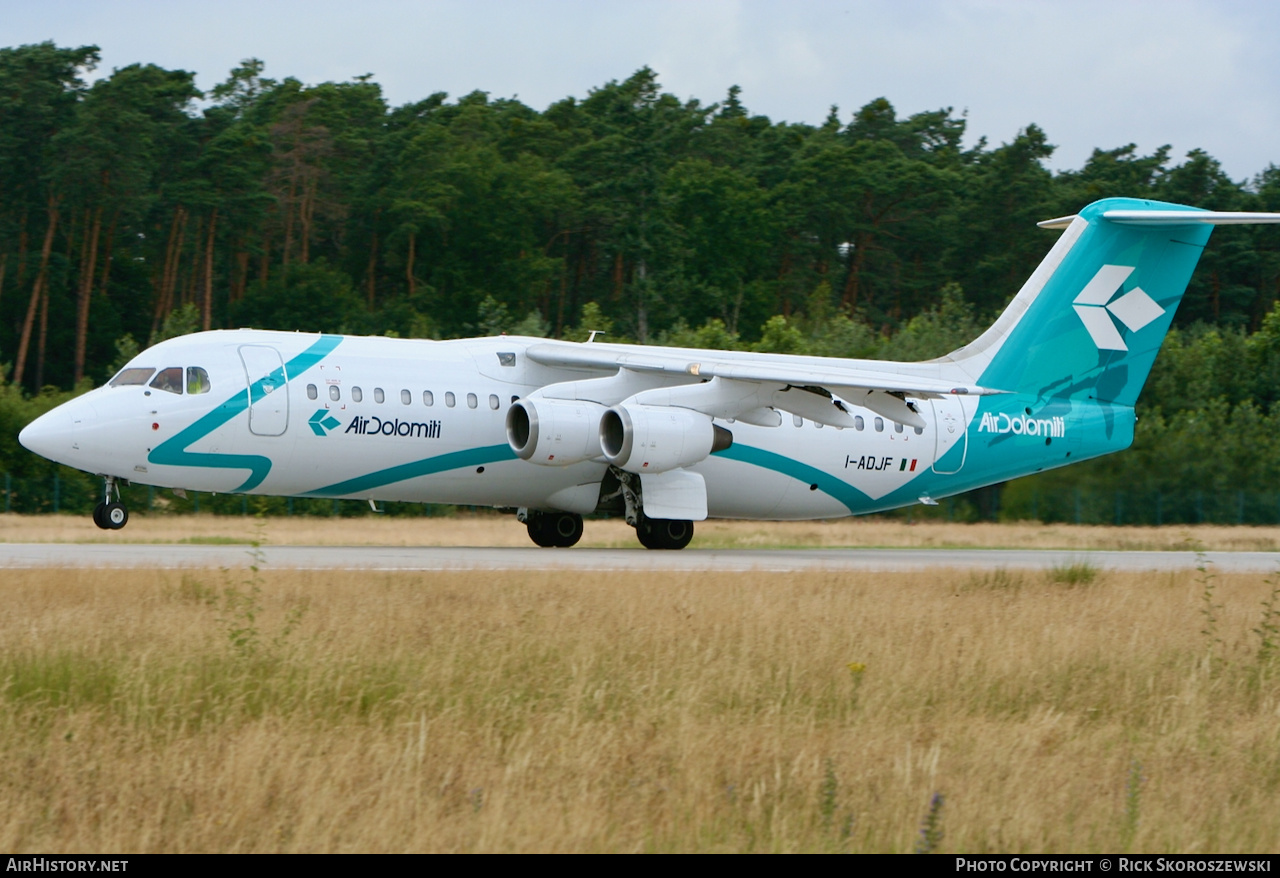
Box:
[21, 329, 976, 520]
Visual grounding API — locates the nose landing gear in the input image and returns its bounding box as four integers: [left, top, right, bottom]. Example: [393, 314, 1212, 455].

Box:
[92, 476, 129, 531]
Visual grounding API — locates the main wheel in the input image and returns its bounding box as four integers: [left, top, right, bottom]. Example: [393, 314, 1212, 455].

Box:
[636, 516, 694, 550]
[526, 516, 557, 547]
[103, 501, 129, 530]
[92, 502, 109, 530]
[549, 513, 584, 548]
[527, 512, 584, 548]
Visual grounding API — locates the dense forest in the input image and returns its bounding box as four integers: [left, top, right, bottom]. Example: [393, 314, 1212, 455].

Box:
[3, 40, 1280, 523]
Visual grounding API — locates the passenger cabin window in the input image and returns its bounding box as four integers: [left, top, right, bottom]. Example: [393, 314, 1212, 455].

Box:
[488, 394, 500, 410]
[914, 426, 924, 435]
[895, 422, 904, 434]
[352, 387, 363, 403]
[445, 392, 456, 408]
[854, 416, 865, 431]
[467, 392, 478, 409]
[186, 367, 211, 395]
[307, 384, 318, 400]
[329, 385, 340, 402]
[401, 389, 411, 405]
[423, 390, 434, 406]
[874, 417, 884, 432]
[374, 388, 385, 404]
[793, 414, 803, 428]
[150, 367, 183, 395]
[110, 367, 156, 387]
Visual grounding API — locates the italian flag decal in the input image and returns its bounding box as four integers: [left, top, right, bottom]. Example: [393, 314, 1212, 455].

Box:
[899, 458, 918, 472]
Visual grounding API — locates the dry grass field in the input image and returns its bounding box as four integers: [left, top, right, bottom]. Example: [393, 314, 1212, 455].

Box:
[3, 511, 1280, 551]
[2, 561, 1278, 852]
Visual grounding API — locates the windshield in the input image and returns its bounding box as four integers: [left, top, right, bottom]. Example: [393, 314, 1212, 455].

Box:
[109, 367, 156, 387]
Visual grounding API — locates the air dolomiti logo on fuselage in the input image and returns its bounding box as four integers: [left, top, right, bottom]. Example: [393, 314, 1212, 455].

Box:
[978, 412, 1065, 438]
[308, 409, 441, 439]
[345, 414, 442, 439]
[1072, 264, 1165, 351]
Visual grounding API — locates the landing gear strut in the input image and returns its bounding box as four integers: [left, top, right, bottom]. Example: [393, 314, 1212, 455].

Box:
[614, 468, 694, 550]
[522, 510, 584, 548]
[92, 476, 129, 531]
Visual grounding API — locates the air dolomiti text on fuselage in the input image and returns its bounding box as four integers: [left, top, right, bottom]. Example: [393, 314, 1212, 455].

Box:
[342, 415, 443, 439]
[20, 198, 1280, 548]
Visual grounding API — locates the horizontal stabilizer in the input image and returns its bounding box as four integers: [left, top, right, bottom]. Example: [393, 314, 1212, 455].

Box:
[1040, 210, 1280, 229]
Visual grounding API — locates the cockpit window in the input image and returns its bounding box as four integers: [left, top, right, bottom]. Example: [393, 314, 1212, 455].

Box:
[186, 367, 211, 395]
[110, 367, 156, 387]
[149, 367, 184, 395]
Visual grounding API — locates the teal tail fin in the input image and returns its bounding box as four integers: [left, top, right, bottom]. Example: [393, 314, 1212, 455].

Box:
[941, 197, 1280, 407]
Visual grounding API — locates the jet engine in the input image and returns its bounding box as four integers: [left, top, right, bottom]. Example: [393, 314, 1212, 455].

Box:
[506, 398, 607, 466]
[599, 404, 732, 474]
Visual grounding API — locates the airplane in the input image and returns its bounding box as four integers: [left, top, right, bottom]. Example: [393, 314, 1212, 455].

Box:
[18, 197, 1280, 549]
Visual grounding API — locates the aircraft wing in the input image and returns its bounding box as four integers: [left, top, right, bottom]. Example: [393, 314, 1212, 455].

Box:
[524, 342, 1004, 429]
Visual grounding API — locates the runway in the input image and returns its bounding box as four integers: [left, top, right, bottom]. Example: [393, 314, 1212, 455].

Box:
[2, 543, 1279, 572]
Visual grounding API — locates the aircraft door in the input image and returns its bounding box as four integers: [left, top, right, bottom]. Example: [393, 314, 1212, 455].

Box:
[930, 396, 967, 474]
[239, 345, 289, 436]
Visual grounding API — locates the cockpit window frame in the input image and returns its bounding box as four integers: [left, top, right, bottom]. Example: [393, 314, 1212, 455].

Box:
[186, 366, 211, 395]
[149, 367, 184, 395]
[109, 367, 156, 387]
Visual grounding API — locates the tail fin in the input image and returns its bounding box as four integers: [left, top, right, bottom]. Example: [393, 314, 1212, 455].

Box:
[942, 197, 1280, 407]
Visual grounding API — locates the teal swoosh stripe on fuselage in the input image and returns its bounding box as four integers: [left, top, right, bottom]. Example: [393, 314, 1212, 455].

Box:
[149, 334, 344, 492]
[713, 443, 870, 513]
[303, 444, 518, 498]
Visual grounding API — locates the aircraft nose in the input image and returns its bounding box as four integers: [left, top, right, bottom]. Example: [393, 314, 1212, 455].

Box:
[18, 409, 64, 460]
[18, 399, 98, 463]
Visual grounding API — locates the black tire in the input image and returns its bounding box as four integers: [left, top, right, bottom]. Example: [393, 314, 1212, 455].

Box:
[92, 502, 109, 530]
[103, 502, 129, 530]
[549, 513, 584, 548]
[527, 513, 583, 548]
[526, 516, 557, 547]
[636, 516, 693, 550]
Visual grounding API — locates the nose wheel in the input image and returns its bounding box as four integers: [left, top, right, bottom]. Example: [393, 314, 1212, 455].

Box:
[92, 477, 129, 530]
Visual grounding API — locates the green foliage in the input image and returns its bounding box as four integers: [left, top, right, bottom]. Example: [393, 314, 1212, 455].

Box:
[151, 303, 201, 345]
[1122, 761, 1143, 851]
[880, 282, 980, 361]
[914, 792, 945, 854]
[1046, 561, 1099, 586]
[214, 518, 305, 659]
[232, 262, 364, 334]
[562, 301, 615, 343]
[1198, 553, 1224, 673]
[6, 47, 1280, 523]
[105, 335, 140, 379]
[1254, 572, 1280, 666]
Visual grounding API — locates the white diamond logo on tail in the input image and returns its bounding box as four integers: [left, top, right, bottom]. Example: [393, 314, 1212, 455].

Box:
[1072, 264, 1165, 351]
[1106, 288, 1163, 332]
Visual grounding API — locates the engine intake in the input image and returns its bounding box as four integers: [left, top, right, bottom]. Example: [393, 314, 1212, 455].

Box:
[600, 404, 732, 474]
[506, 398, 607, 466]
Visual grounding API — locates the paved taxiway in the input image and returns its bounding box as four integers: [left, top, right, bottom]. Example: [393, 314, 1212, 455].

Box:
[1, 544, 1278, 572]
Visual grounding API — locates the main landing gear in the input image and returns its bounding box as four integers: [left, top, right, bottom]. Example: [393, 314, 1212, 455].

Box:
[523, 510, 584, 548]
[92, 476, 129, 531]
[635, 513, 694, 551]
[613, 470, 693, 550]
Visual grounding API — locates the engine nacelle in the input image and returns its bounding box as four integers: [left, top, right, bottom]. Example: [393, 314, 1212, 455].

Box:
[599, 404, 732, 474]
[506, 398, 607, 466]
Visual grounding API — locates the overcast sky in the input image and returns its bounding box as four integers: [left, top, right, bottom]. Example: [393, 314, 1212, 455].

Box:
[6, 0, 1280, 181]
